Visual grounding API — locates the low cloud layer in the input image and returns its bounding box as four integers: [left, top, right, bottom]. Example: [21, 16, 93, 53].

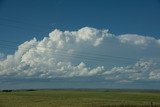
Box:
[103, 59, 160, 82]
[0, 27, 160, 82]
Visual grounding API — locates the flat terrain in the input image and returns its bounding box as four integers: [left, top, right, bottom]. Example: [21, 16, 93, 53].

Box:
[0, 90, 160, 107]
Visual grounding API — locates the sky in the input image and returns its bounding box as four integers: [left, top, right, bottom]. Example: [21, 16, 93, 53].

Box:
[0, 0, 160, 89]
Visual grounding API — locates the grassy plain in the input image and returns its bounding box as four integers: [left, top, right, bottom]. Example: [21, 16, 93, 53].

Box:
[0, 89, 160, 107]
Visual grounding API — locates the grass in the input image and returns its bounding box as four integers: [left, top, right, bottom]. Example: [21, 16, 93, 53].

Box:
[0, 89, 160, 107]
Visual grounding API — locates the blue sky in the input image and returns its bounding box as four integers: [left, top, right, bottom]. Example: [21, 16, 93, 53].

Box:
[0, 0, 160, 89]
[0, 0, 160, 41]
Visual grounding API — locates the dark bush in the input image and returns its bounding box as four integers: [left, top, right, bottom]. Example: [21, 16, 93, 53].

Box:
[26, 89, 37, 91]
[2, 90, 13, 92]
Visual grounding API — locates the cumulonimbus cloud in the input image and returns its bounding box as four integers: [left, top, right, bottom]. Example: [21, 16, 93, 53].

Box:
[0, 27, 160, 82]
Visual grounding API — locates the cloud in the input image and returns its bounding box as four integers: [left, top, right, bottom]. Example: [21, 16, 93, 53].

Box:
[118, 34, 159, 47]
[0, 53, 5, 61]
[103, 59, 160, 82]
[0, 27, 107, 78]
[0, 27, 160, 83]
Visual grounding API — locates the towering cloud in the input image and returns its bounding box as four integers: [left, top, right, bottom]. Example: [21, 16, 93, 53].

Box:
[0, 27, 160, 82]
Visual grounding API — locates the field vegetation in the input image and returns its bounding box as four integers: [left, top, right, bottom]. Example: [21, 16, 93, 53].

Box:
[0, 89, 160, 107]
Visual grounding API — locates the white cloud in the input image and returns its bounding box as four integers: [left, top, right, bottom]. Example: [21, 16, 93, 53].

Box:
[74, 27, 109, 46]
[118, 34, 158, 47]
[157, 39, 160, 46]
[149, 70, 160, 80]
[103, 59, 160, 81]
[0, 27, 160, 82]
[0, 53, 5, 61]
[0, 27, 107, 78]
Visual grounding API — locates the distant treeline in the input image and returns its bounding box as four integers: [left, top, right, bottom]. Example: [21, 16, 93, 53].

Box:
[1, 90, 13, 92]
[0, 88, 160, 93]
[0, 89, 37, 92]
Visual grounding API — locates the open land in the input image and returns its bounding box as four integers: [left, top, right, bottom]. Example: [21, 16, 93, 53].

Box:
[0, 89, 160, 107]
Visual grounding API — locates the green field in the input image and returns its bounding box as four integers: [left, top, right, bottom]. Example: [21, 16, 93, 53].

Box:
[0, 90, 160, 107]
